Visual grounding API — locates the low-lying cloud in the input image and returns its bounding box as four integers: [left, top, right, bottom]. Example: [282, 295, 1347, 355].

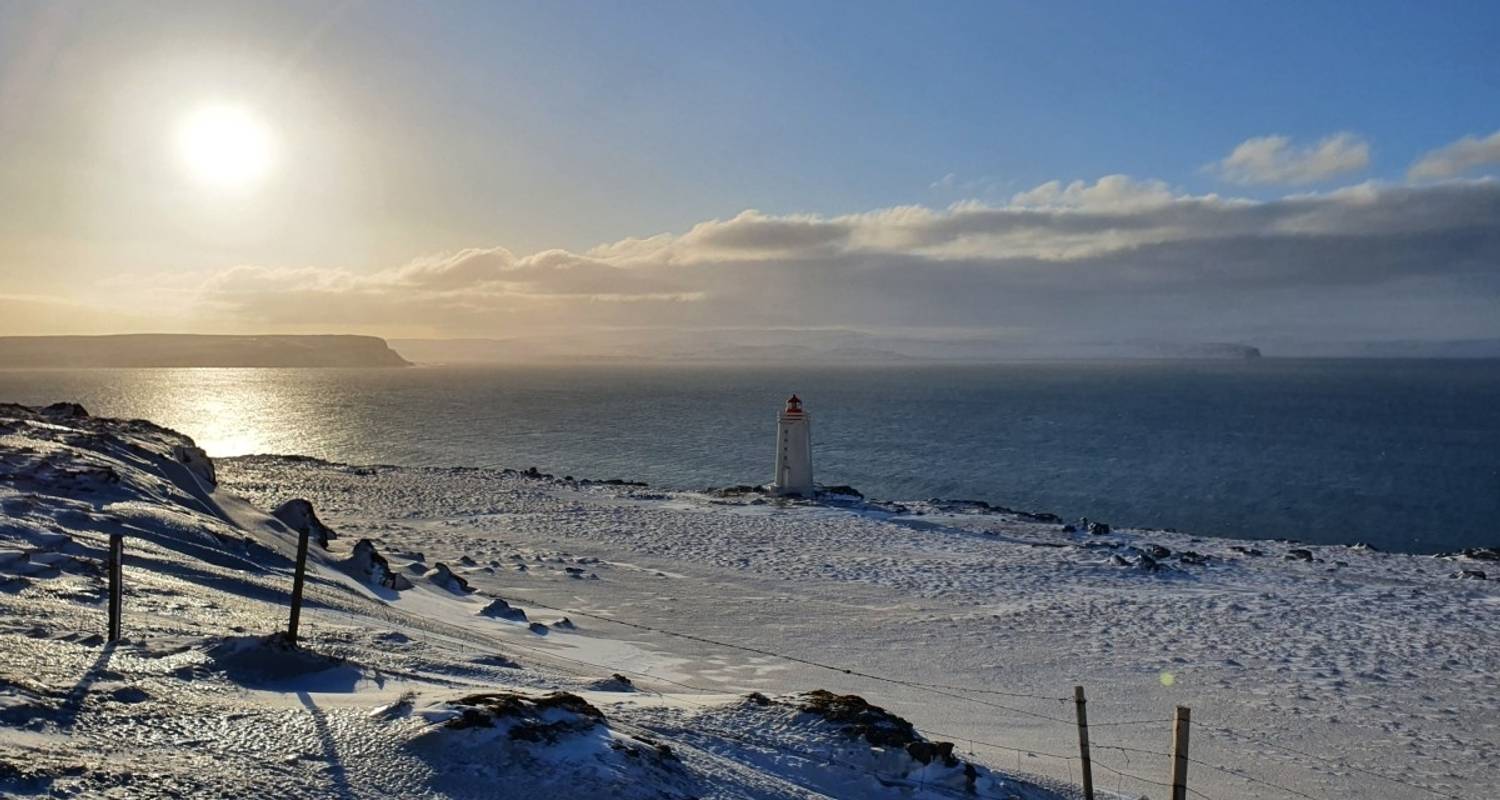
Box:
[192, 176, 1500, 347]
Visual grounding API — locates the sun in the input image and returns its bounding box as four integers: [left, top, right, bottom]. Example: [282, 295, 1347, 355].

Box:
[176, 104, 274, 188]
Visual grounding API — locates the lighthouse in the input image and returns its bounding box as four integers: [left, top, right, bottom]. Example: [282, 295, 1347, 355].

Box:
[772, 394, 814, 497]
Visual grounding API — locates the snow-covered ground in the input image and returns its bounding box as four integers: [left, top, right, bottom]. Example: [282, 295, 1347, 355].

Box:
[3, 403, 1497, 799]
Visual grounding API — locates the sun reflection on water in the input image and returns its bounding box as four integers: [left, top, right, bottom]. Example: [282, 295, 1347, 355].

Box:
[72, 369, 322, 458]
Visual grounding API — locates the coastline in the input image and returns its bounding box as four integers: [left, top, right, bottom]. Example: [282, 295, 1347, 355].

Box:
[2, 403, 1496, 798]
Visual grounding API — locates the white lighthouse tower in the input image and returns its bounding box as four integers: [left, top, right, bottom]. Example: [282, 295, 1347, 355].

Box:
[772, 394, 814, 497]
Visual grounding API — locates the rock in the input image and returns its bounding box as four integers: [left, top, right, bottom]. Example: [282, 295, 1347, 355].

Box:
[797, 689, 962, 769]
[40, 402, 88, 418]
[426, 563, 473, 594]
[1143, 544, 1171, 559]
[346, 539, 412, 591]
[442, 691, 603, 742]
[589, 673, 634, 692]
[1087, 522, 1111, 536]
[271, 499, 336, 549]
[550, 617, 575, 630]
[109, 686, 149, 704]
[1109, 554, 1130, 566]
[1177, 551, 1209, 566]
[799, 690, 920, 749]
[1060, 524, 1077, 533]
[1349, 542, 1381, 552]
[1462, 547, 1500, 562]
[1284, 548, 1315, 562]
[171, 444, 217, 486]
[1230, 545, 1264, 557]
[527, 622, 549, 634]
[906, 740, 959, 766]
[1136, 554, 1162, 572]
[818, 485, 863, 499]
[458, 555, 477, 566]
[1453, 569, 1487, 580]
[477, 598, 527, 622]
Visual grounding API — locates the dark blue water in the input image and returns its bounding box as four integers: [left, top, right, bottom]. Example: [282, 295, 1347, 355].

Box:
[2, 360, 1497, 553]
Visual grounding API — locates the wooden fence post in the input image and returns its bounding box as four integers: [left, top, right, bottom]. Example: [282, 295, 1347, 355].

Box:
[1074, 686, 1095, 800]
[1170, 705, 1191, 800]
[287, 529, 310, 644]
[107, 533, 123, 642]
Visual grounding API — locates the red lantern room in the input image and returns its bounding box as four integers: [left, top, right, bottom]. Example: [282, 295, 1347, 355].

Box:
[784, 395, 803, 415]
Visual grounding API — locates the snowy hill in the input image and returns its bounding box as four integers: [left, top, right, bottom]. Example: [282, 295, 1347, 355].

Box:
[0, 403, 1067, 799]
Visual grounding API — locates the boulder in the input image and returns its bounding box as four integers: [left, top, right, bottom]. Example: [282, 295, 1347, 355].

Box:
[426, 563, 473, 594]
[1284, 548, 1315, 562]
[40, 402, 88, 418]
[477, 598, 527, 622]
[272, 499, 336, 549]
[346, 539, 412, 591]
[171, 444, 217, 486]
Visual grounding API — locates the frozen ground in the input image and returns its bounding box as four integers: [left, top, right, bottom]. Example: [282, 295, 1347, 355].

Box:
[0, 403, 1064, 800]
[3, 404, 1497, 799]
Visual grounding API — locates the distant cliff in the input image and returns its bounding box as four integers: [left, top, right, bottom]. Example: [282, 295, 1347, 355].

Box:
[0, 335, 411, 368]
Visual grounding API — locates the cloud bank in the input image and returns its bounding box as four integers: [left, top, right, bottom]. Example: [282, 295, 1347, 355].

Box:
[1209, 133, 1370, 185]
[188, 176, 1500, 349]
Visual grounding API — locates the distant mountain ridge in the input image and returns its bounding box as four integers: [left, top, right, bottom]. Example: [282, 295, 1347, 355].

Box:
[0, 334, 410, 368]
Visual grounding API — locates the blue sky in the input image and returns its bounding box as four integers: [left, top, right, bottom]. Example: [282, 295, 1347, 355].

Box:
[368, 0, 1500, 246]
[1, 0, 1498, 345]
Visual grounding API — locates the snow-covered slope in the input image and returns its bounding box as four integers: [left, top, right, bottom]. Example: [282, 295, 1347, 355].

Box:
[0, 404, 1066, 799]
[214, 456, 1500, 799]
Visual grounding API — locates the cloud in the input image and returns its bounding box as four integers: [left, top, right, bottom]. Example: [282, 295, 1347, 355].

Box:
[1008, 175, 1181, 211]
[1408, 129, 1500, 181]
[1209, 133, 1370, 185]
[185, 177, 1500, 343]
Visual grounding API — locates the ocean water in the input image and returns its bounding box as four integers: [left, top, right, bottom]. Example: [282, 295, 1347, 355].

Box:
[1, 360, 1497, 554]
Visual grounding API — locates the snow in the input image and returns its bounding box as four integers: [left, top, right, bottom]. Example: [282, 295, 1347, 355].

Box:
[1, 402, 1496, 798]
[0, 405, 1073, 799]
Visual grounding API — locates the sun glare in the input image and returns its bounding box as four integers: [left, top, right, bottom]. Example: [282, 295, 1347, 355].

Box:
[176, 104, 274, 188]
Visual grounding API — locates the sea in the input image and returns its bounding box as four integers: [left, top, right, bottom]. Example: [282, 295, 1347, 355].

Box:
[2, 360, 1497, 554]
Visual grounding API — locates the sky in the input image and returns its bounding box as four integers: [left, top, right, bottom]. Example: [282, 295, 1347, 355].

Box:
[1, 0, 1498, 351]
